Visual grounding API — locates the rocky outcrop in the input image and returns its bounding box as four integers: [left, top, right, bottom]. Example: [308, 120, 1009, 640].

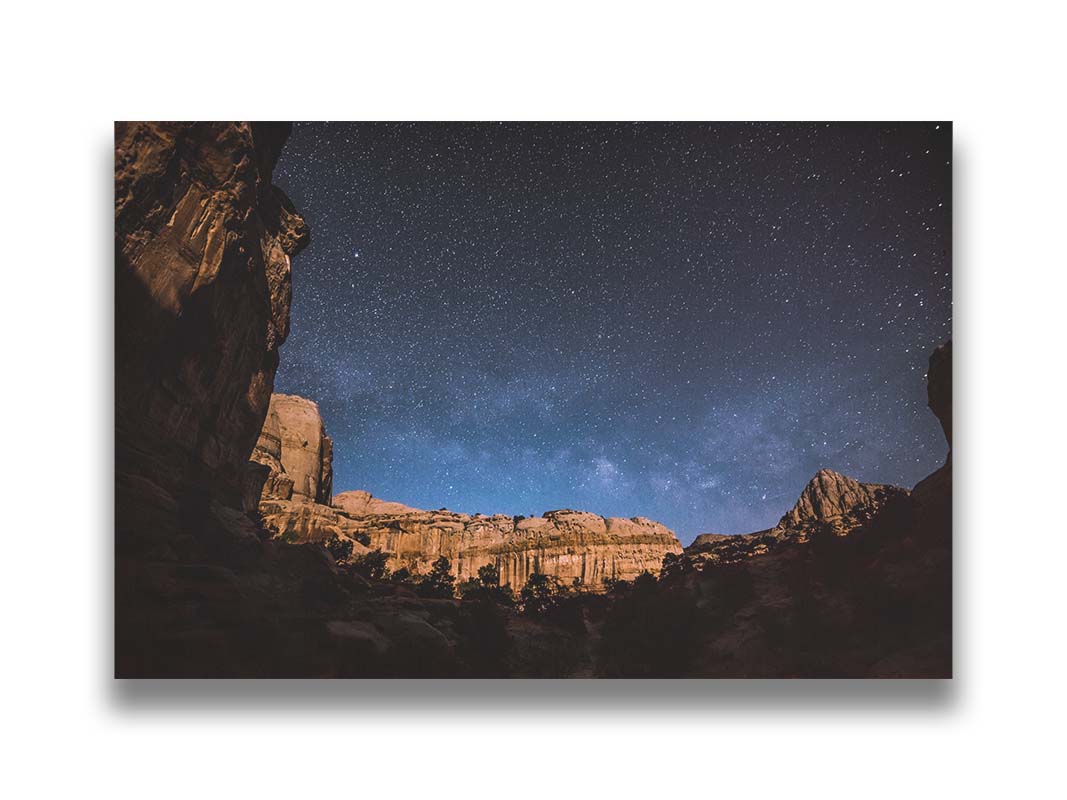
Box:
[912, 340, 952, 536]
[679, 469, 908, 567]
[115, 122, 309, 550]
[250, 394, 333, 504]
[773, 468, 907, 535]
[249, 393, 683, 588]
[927, 340, 952, 452]
[259, 493, 683, 589]
[350, 507, 683, 589]
[333, 490, 421, 516]
[251, 418, 683, 588]
[689, 533, 732, 549]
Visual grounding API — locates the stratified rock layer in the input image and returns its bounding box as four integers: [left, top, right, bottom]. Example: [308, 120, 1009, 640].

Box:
[248, 392, 683, 588]
[773, 468, 907, 534]
[333, 490, 421, 516]
[250, 394, 333, 504]
[682, 469, 909, 566]
[115, 122, 309, 548]
[351, 507, 683, 589]
[259, 491, 683, 589]
[689, 533, 731, 549]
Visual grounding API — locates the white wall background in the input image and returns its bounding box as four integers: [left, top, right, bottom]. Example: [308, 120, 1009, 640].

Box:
[1, 2, 1064, 797]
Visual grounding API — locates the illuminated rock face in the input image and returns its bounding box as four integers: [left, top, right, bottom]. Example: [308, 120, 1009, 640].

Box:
[251, 395, 683, 589]
[251, 394, 333, 504]
[115, 122, 308, 548]
[341, 507, 684, 589]
[259, 495, 684, 590]
[773, 469, 907, 535]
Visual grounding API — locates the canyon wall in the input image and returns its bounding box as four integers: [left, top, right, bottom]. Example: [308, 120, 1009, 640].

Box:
[911, 339, 952, 533]
[338, 505, 683, 588]
[115, 122, 309, 549]
[252, 393, 683, 588]
[682, 468, 909, 565]
[772, 468, 908, 535]
[250, 393, 334, 504]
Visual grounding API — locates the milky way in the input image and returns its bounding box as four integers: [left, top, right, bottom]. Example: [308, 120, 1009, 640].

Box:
[272, 122, 951, 543]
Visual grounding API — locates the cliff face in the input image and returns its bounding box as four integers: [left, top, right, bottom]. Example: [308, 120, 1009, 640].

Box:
[342, 506, 682, 589]
[773, 468, 908, 535]
[251, 394, 683, 588]
[689, 533, 731, 549]
[250, 393, 334, 504]
[333, 490, 421, 516]
[681, 469, 908, 565]
[115, 122, 309, 549]
[912, 339, 952, 533]
[927, 340, 952, 453]
[260, 495, 683, 589]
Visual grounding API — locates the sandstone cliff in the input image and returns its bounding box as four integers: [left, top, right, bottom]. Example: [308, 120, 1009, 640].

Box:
[250, 395, 683, 588]
[773, 468, 908, 535]
[681, 469, 909, 566]
[343, 506, 683, 589]
[250, 393, 334, 504]
[333, 490, 421, 516]
[115, 122, 309, 550]
[927, 339, 952, 453]
[260, 491, 684, 590]
[689, 533, 731, 549]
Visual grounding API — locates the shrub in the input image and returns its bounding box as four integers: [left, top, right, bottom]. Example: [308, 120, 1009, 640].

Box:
[478, 563, 501, 587]
[603, 576, 632, 594]
[457, 578, 483, 598]
[520, 572, 568, 615]
[660, 551, 687, 576]
[323, 534, 354, 565]
[351, 549, 390, 580]
[417, 556, 456, 599]
[460, 568, 515, 605]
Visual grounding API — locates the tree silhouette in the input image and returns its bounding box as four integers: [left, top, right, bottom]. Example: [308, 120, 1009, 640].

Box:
[520, 572, 567, 614]
[478, 563, 501, 587]
[351, 549, 390, 580]
[418, 556, 456, 598]
[323, 534, 354, 565]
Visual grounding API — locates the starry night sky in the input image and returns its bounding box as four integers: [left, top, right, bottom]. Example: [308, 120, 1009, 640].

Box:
[272, 122, 951, 544]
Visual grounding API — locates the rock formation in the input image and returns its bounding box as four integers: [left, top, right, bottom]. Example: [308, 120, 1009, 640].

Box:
[261, 489, 684, 589]
[772, 468, 908, 535]
[681, 469, 909, 566]
[333, 490, 421, 516]
[250, 394, 683, 588]
[927, 339, 952, 453]
[911, 339, 952, 534]
[250, 393, 334, 504]
[115, 122, 309, 550]
[689, 533, 731, 549]
[340, 506, 683, 589]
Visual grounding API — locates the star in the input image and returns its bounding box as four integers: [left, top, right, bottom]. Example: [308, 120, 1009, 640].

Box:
[271, 122, 951, 543]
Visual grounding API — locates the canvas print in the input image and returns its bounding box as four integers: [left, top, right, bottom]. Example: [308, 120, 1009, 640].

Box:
[115, 122, 951, 678]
